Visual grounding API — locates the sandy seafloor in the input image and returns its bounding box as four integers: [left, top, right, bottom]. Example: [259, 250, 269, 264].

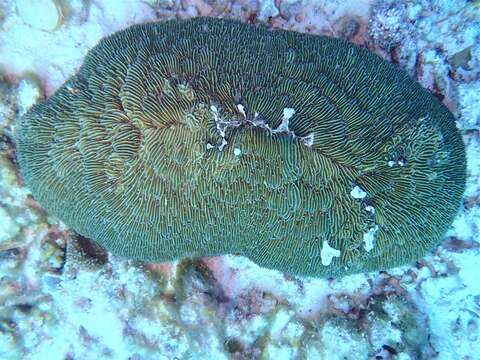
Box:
[0, 0, 479, 359]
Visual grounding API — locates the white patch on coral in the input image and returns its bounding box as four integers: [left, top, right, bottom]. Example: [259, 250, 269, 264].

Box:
[272, 107, 295, 134]
[210, 104, 245, 151]
[236, 103, 246, 118]
[320, 241, 341, 266]
[300, 133, 315, 147]
[363, 225, 379, 252]
[233, 147, 242, 156]
[217, 138, 228, 151]
[364, 205, 375, 214]
[283, 107, 296, 120]
[387, 159, 406, 167]
[210, 105, 220, 122]
[350, 185, 367, 199]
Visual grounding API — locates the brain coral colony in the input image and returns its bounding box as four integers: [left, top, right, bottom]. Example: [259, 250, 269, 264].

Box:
[15, 17, 466, 277]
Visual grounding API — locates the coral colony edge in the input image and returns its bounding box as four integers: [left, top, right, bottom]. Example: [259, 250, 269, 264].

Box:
[15, 17, 466, 278]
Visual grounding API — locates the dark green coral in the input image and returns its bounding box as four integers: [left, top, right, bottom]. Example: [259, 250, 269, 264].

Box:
[15, 17, 466, 277]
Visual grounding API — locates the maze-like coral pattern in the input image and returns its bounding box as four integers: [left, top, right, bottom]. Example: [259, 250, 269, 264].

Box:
[15, 18, 466, 277]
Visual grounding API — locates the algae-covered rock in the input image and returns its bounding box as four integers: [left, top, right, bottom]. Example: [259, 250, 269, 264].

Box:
[15, 17, 466, 277]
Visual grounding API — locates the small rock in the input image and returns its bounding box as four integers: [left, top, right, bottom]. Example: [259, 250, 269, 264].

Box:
[16, 0, 62, 31]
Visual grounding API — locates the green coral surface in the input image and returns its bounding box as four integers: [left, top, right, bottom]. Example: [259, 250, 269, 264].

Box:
[15, 17, 466, 277]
